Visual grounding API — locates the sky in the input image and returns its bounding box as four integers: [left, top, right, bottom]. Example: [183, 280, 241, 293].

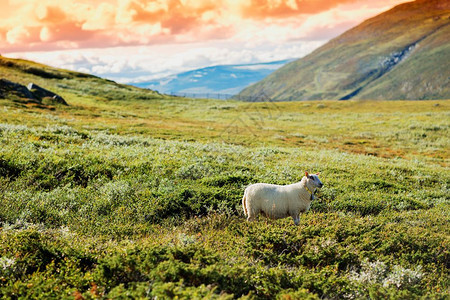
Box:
[1, 0, 410, 84]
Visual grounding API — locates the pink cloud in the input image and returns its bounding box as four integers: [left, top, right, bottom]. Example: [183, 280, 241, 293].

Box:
[0, 0, 409, 53]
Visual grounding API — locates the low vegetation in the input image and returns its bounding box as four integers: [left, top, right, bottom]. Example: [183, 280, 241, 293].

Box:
[0, 56, 449, 298]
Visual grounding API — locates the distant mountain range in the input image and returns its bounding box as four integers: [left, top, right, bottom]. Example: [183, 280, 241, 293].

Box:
[132, 59, 294, 96]
[238, 0, 450, 101]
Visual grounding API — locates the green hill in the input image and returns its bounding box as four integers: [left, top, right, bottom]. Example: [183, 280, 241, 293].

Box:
[0, 55, 163, 107]
[238, 0, 450, 101]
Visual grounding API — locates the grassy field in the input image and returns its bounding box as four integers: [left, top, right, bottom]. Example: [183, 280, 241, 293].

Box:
[0, 56, 449, 299]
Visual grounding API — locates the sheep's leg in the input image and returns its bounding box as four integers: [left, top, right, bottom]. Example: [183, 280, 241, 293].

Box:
[247, 211, 257, 222]
[247, 207, 258, 222]
[290, 209, 301, 225]
[242, 194, 248, 216]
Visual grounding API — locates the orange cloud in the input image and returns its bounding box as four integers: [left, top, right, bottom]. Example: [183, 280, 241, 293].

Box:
[240, 0, 360, 19]
[0, 0, 409, 53]
[35, 5, 68, 23]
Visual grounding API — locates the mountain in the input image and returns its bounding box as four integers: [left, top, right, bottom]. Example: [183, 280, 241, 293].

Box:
[238, 0, 450, 101]
[133, 59, 293, 97]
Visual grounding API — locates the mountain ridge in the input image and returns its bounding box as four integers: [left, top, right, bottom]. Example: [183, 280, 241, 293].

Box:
[133, 59, 294, 96]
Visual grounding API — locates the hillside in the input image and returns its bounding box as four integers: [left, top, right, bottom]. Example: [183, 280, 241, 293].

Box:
[133, 59, 293, 97]
[238, 0, 450, 101]
[0, 55, 163, 107]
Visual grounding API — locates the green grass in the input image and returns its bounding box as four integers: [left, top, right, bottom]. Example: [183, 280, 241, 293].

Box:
[0, 56, 449, 298]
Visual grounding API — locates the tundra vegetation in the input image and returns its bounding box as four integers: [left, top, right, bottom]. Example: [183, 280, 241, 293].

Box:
[0, 56, 449, 299]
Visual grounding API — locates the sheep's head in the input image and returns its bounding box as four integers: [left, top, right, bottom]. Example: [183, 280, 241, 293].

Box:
[305, 171, 323, 189]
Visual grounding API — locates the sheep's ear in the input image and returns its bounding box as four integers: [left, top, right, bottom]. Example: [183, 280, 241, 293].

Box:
[305, 171, 309, 177]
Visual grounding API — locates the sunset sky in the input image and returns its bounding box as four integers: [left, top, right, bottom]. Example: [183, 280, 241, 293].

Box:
[1, 0, 410, 83]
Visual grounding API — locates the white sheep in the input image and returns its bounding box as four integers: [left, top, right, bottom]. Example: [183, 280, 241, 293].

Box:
[242, 172, 323, 225]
